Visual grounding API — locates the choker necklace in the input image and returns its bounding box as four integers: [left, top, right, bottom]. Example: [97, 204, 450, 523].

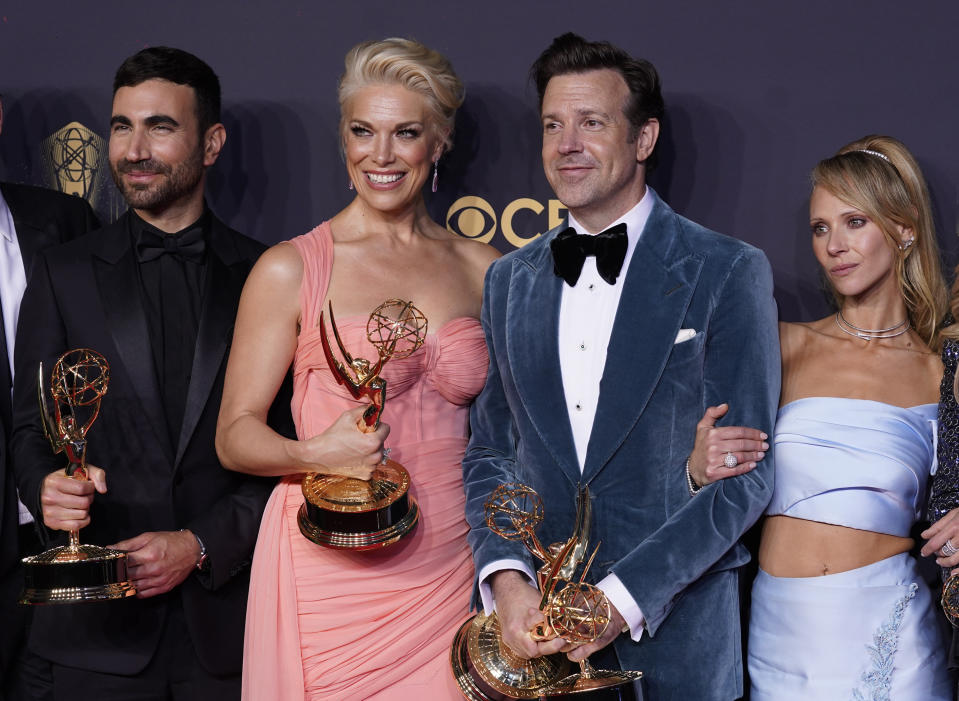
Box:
[835, 311, 910, 340]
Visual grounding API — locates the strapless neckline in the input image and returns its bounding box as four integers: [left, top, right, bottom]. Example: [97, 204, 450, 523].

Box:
[769, 394, 937, 536]
[293, 314, 486, 408]
[305, 313, 480, 340]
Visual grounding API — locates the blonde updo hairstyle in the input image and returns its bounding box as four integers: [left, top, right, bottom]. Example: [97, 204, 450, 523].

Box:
[811, 135, 947, 350]
[338, 38, 465, 155]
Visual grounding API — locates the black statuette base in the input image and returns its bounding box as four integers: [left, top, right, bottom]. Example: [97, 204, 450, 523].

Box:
[20, 544, 137, 605]
[297, 499, 419, 551]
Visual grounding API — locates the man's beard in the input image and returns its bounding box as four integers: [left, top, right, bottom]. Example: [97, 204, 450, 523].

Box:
[110, 148, 204, 213]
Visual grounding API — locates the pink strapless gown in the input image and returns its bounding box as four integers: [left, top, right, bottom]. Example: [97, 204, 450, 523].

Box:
[242, 223, 488, 700]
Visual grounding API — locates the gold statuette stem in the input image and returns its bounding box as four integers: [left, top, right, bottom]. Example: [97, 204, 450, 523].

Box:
[64, 455, 88, 554]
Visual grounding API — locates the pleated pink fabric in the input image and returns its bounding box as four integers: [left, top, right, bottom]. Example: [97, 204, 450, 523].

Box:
[243, 223, 488, 700]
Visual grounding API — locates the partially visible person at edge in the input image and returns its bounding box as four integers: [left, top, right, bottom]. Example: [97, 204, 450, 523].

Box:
[691, 135, 952, 699]
[0, 91, 99, 701]
[215, 38, 499, 700]
[12, 47, 288, 700]
[920, 254, 959, 699]
[462, 33, 780, 701]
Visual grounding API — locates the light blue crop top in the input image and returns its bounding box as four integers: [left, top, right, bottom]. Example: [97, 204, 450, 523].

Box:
[765, 397, 937, 537]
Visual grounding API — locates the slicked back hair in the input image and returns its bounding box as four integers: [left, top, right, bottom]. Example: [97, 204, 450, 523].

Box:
[530, 32, 664, 170]
[338, 37, 464, 153]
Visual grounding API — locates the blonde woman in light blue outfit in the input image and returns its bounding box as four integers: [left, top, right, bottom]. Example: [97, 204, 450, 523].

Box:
[688, 135, 952, 699]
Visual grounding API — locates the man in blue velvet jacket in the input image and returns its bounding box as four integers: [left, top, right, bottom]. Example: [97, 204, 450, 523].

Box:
[463, 33, 780, 700]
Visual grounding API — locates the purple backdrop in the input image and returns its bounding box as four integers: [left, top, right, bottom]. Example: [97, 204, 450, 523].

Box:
[1, 1, 956, 322]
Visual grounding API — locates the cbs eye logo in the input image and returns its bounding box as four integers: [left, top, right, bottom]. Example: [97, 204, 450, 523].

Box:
[446, 196, 567, 249]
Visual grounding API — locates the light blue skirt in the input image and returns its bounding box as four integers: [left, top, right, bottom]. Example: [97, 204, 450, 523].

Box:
[748, 553, 952, 700]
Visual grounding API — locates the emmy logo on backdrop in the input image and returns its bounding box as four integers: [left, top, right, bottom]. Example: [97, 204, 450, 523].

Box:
[450, 483, 644, 700]
[298, 299, 428, 550]
[40, 121, 126, 224]
[20, 348, 136, 605]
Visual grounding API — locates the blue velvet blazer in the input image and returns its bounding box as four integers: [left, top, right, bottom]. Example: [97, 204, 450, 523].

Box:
[463, 189, 780, 700]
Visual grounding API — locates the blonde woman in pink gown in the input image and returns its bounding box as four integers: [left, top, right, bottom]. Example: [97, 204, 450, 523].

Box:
[216, 38, 499, 700]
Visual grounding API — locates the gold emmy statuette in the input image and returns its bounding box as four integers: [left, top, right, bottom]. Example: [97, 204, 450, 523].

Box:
[20, 349, 136, 605]
[450, 484, 645, 700]
[941, 571, 959, 628]
[298, 299, 427, 550]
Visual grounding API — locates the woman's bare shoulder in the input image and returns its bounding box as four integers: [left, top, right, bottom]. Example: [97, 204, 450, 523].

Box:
[780, 318, 818, 345]
[454, 237, 501, 275]
[254, 241, 303, 281]
[779, 317, 839, 362]
[239, 241, 305, 311]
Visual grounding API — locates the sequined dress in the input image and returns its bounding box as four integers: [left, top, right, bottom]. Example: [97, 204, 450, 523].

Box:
[930, 339, 959, 525]
[929, 338, 959, 673]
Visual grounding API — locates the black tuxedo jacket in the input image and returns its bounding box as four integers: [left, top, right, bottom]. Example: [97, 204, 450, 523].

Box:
[0, 182, 98, 685]
[11, 210, 281, 677]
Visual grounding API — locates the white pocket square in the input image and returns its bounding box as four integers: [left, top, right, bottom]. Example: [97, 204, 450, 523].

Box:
[674, 328, 697, 344]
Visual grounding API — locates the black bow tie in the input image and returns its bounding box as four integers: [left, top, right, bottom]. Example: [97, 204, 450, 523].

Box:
[136, 225, 206, 264]
[550, 223, 628, 286]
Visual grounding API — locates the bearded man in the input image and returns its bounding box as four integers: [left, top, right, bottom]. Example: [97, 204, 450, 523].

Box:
[11, 47, 286, 700]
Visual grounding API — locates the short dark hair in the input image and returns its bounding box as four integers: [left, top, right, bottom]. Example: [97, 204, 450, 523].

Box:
[530, 33, 665, 170]
[113, 47, 221, 133]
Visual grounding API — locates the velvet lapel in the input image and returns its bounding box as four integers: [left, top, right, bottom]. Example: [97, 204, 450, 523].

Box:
[91, 213, 173, 463]
[174, 217, 243, 468]
[2, 183, 63, 274]
[582, 195, 704, 483]
[505, 232, 581, 486]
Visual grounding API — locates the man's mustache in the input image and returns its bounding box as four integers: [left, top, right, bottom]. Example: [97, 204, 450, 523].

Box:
[554, 158, 596, 169]
[116, 159, 171, 175]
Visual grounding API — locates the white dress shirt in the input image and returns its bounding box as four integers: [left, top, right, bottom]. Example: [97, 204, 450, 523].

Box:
[0, 188, 32, 525]
[479, 188, 653, 642]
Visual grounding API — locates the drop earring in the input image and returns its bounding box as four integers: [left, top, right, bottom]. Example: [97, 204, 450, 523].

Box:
[431, 160, 439, 193]
[348, 180, 354, 191]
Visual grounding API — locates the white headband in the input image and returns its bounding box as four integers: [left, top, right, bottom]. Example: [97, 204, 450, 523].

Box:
[856, 148, 891, 163]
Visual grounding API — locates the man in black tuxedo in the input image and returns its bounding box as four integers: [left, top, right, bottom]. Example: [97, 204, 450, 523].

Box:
[0, 94, 100, 700]
[11, 48, 281, 699]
